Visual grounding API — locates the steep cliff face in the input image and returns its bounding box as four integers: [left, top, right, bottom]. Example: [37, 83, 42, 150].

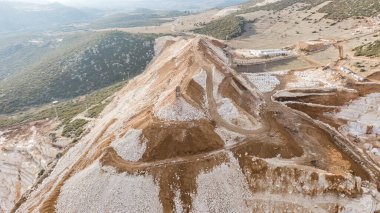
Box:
[12, 36, 380, 212]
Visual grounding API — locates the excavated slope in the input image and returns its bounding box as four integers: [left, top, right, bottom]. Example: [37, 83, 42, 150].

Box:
[12, 36, 380, 212]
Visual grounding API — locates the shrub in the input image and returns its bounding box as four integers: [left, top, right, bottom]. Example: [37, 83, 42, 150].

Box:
[62, 119, 88, 138]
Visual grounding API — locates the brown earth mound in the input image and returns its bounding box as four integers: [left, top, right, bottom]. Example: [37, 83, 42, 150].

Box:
[142, 120, 224, 161]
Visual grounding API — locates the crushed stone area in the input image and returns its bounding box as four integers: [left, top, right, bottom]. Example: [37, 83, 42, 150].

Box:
[287, 69, 342, 89]
[243, 73, 281, 93]
[56, 162, 163, 213]
[111, 129, 147, 162]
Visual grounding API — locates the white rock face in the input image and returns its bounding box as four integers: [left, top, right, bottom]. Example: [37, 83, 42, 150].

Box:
[192, 153, 252, 213]
[343, 194, 380, 213]
[111, 129, 147, 162]
[155, 97, 206, 121]
[56, 162, 163, 213]
[173, 189, 184, 213]
[206, 40, 229, 64]
[193, 68, 209, 109]
[193, 69, 207, 91]
[287, 69, 341, 89]
[212, 67, 225, 99]
[244, 73, 281, 93]
[336, 93, 380, 137]
[217, 98, 256, 130]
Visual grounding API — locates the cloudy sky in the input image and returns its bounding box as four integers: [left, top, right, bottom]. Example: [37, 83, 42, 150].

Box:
[0, 0, 246, 10]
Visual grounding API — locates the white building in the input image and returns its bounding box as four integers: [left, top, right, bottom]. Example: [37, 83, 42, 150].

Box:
[249, 49, 290, 58]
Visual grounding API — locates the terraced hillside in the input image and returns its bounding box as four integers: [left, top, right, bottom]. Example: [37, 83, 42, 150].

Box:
[0, 31, 157, 114]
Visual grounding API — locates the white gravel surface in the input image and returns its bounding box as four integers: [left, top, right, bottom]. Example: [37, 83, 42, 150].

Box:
[174, 189, 184, 213]
[212, 67, 225, 99]
[193, 69, 207, 90]
[111, 129, 147, 162]
[336, 93, 380, 136]
[192, 152, 252, 213]
[287, 69, 341, 89]
[155, 97, 206, 121]
[244, 73, 280, 93]
[56, 162, 163, 213]
[217, 98, 256, 130]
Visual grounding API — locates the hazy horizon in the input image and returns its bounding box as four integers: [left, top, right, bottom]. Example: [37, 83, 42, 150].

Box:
[0, 0, 247, 10]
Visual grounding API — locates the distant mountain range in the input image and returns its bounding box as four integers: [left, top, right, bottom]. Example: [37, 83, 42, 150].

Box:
[0, 1, 100, 33]
[0, 0, 250, 33]
[1, 0, 249, 12]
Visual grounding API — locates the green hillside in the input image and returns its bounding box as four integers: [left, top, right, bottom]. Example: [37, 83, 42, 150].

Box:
[90, 10, 190, 29]
[193, 15, 246, 40]
[90, 13, 171, 29]
[0, 31, 157, 114]
[242, 0, 380, 20]
[319, 0, 380, 20]
[0, 33, 68, 81]
[0, 80, 124, 130]
[353, 40, 380, 57]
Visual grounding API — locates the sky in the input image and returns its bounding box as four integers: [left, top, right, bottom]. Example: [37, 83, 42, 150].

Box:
[0, 0, 247, 10]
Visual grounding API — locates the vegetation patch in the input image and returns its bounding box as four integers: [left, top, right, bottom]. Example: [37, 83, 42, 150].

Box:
[241, 0, 380, 20]
[86, 100, 111, 118]
[62, 119, 88, 138]
[193, 15, 246, 40]
[0, 81, 125, 129]
[90, 10, 190, 29]
[240, 0, 327, 14]
[353, 40, 380, 57]
[91, 14, 170, 29]
[319, 0, 380, 20]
